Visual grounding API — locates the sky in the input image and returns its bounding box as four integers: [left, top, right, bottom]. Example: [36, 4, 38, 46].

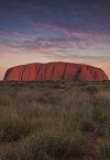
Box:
[0, 0, 110, 79]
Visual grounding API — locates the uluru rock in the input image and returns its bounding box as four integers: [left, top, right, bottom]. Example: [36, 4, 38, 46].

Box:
[3, 62, 109, 81]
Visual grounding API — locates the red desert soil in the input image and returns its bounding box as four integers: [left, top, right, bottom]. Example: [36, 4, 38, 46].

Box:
[3, 62, 108, 81]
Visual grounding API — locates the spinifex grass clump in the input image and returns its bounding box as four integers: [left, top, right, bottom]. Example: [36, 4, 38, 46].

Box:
[0, 117, 32, 141]
[21, 131, 86, 159]
[98, 139, 110, 159]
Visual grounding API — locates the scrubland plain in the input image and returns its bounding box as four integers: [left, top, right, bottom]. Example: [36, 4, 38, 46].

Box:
[0, 81, 110, 160]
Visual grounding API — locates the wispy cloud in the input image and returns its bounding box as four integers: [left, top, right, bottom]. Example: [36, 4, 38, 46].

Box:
[1, 27, 110, 55]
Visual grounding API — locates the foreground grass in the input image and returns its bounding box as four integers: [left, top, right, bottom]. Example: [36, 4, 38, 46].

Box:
[0, 81, 110, 160]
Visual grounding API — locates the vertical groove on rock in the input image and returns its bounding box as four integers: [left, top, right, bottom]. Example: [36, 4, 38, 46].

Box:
[73, 68, 82, 81]
[35, 65, 37, 80]
[35, 64, 41, 80]
[28, 66, 31, 80]
[44, 65, 47, 80]
[21, 66, 26, 80]
[41, 65, 44, 80]
[62, 63, 68, 80]
[50, 63, 55, 79]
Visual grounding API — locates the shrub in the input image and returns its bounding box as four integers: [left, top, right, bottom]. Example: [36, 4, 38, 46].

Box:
[0, 118, 32, 141]
[37, 93, 60, 105]
[0, 147, 19, 160]
[79, 118, 95, 132]
[98, 140, 110, 159]
[0, 145, 54, 160]
[83, 85, 99, 95]
[21, 132, 86, 159]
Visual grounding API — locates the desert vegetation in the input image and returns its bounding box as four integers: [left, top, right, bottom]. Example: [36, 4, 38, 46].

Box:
[0, 81, 110, 160]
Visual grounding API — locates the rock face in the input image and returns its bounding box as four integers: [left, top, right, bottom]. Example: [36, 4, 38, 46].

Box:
[3, 62, 109, 81]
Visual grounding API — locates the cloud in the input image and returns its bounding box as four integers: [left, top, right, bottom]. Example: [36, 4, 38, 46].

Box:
[0, 29, 34, 37]
[0, 28, 110, 57]
[43, 51, 110, 61]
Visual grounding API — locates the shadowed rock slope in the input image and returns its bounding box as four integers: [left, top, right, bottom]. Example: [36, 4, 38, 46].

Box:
[3, 62, 109, 81]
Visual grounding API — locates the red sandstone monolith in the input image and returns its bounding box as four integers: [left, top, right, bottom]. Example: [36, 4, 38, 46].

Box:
[3, 62, 109, 81]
